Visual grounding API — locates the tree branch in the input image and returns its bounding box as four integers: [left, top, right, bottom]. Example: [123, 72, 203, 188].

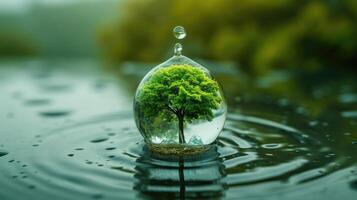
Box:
[167, 105, 177, 114]
[177, 108, 185, 117]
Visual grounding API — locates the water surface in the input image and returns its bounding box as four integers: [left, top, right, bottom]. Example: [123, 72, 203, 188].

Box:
[0, 60, 356, 200]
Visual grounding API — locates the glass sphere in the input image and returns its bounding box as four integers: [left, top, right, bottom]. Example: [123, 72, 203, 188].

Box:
[134, 55, 227, 155]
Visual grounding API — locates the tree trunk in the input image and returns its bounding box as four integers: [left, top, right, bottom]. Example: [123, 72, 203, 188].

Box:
[178, 157, 185, 200]
[178, 115, 186, 144]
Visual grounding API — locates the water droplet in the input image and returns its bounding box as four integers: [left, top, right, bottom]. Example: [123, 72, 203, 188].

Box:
[28, 185, 36, 189]
[0, 151, 9, 157]
[39, 110, 71, 118]
[90, 137, 109, 143]
[174, 43, 183, 56]
[8, 159, 14, 163]
[105, 147, 116, 151]
[32, 144, 39, 147]
[74, 148, 84, 151]
[261, 143, 282, 149]
[86, 161, 93, 165]
[173, 26, 186, 39]
[67, 154, 74, 157]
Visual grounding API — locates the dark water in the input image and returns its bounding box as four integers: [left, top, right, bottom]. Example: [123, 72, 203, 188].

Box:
[0, 60, 356, 200]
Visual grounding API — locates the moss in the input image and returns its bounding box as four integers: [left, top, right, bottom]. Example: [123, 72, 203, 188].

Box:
[148, 143, 211, 156]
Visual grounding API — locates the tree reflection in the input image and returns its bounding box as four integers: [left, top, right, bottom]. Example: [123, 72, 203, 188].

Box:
[133, 146, 227, 199]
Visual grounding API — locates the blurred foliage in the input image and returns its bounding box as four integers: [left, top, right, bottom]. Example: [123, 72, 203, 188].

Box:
[0, 1, 120, 58]
[99, 0, 357, 73]
[0, 32, 38, 57]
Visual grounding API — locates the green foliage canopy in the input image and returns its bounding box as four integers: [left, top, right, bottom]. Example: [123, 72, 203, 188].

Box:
[138, 64, 222, 123]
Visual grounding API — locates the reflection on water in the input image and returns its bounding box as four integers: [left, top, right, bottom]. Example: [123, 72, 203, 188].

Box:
[0, 60, 356, 200]
[134, 146, 226, 199]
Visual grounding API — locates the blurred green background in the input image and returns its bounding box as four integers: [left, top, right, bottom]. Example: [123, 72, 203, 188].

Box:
[0, 0, 121, 58]
[1, 0, 356, 74]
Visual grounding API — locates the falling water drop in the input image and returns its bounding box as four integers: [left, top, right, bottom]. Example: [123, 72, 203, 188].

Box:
[174, 43, 183, 56]
[173, 26, 186, 39]
[173, 26, 186, 56]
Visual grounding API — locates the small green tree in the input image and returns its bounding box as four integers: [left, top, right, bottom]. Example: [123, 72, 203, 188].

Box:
[138, 64, 222, 144]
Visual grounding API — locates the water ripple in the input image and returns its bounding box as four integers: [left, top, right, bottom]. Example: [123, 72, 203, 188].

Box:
[0, 111, 353, 200]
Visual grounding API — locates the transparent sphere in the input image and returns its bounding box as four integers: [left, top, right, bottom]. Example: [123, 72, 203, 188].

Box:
[173, 26, 186, 40]
[134, 55, 227, 155]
